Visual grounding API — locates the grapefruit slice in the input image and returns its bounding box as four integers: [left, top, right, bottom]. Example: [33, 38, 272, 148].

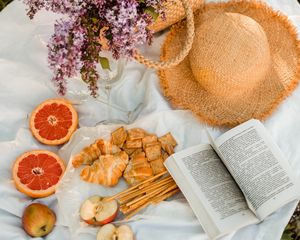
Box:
[12, 150, 65, 198]
[30, 98, 78, 145]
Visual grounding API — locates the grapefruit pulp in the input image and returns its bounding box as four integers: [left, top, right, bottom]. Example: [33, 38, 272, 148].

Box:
[30, 98, 78, 145]
[12, 150, 65, 198]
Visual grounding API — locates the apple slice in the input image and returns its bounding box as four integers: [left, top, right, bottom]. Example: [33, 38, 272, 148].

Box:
[117, 225, 134, 240]
[97, 224, 116, 240]
[80, 196, 118, 226]
[97, 224, 134, 240]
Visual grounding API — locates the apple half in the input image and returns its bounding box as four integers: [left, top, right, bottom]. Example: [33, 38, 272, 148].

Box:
[97, 224, 134, 240]
[80, 196, 118, 226]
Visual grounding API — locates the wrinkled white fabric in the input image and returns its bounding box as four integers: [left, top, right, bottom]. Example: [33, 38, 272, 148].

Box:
[0, 0, 299, 239]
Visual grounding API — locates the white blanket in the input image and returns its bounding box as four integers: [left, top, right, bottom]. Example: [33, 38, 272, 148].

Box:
[0, 0, 300, 239]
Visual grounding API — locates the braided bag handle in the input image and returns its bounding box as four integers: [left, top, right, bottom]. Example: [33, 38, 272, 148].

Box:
[134, 0, 195, 70]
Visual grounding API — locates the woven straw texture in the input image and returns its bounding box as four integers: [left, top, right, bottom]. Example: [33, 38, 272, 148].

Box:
[134, 0, 195, 69]
[134, 0, 195, 70]
[159, 0, 300, 127]
[149, 0, 204, 33]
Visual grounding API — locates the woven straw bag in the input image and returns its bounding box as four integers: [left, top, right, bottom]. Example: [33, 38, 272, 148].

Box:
[150, 0, 204, 33]
[134, 0, 198, 70]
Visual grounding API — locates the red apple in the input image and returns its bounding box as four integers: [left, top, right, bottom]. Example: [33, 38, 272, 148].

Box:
[22, 203, 56, 237]
[80, 196, 118, 226]
[97, 224, 134, 240]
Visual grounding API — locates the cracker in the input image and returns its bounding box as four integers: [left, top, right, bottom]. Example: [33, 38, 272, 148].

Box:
[145, 143, 162, 161]
[150, 158, 166, 175]
[142, 135, 158, 149]
[127, 128, 146, 140]
[164, 144, 174, 155]
[111, 126, 127, 147]
[126, 139, 142, 149]
[145, 141, 161, 148]
[158, 132, 177, 147]
[162, 151, 169, 161]
[158, 133, 177, 155]
[123, 147, 136, 155]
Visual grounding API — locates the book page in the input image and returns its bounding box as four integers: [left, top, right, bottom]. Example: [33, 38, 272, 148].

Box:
[165, 144, 258, 239]
[213, 119, 300, 220]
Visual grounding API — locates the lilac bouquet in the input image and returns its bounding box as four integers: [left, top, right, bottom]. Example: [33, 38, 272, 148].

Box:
[24, 0, 165, 96]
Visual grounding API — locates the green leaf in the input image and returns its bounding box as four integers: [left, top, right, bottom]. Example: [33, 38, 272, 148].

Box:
[281, 232, 294, 240]
[99, 57, 110, 70]
[105, 33, 113, 40]
[0, 0, 13, 11]
[91, 18, 99, 24]
[144, 6, 159, 21]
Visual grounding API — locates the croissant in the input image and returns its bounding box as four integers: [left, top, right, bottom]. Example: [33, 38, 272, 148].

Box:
[123, 153, 153, 186]
[72, 140, 101, 168]
[80, 151, 129, 186]
[72, 139, 121, 168]
[98, 139, 121, 155]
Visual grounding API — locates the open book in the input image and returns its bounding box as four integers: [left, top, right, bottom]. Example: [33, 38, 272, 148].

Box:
[164, 119, 300, 240]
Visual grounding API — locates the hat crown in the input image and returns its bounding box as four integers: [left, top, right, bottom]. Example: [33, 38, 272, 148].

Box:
[189, 12, 271, 97]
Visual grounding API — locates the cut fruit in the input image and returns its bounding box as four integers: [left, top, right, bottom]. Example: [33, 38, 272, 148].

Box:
[117, 225, 134, 240]
[80, 196, 118, 226]
[97, 224, 134, 240]
[29, 98, 78, 145]
[97, 224, 116, 240]
[12, 150, 65, 198]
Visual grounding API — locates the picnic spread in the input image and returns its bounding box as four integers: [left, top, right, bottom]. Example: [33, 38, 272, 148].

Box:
[0, 0, 300, 239]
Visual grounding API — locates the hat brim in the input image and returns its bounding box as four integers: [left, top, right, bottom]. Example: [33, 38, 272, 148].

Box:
[159, 1, 300, 127]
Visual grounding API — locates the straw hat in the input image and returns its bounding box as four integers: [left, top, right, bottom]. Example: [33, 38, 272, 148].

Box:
[159, 0, 300, 127]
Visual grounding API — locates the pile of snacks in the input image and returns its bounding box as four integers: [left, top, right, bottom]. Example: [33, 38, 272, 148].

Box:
[72, 127, 177, 187]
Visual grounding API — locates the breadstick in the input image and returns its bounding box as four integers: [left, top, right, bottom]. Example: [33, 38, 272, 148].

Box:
[151, 188, 180, 204]
[104, 171, 168, 202]
[122, 188, 179, 219]
[125, 182, 174, 206]
[118, 177, 174, 204]
[123, 187, 179, 219]
[126, 182, 176, 207]
[124, 201, 151, 220]
[138, 175, 172, 189]
[123, 198, 149, 214]
[119, 204, 130, 213]
[145, 181, 176, 194]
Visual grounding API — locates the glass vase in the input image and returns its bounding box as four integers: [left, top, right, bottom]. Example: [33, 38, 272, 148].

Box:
[64, 52, 143, 126]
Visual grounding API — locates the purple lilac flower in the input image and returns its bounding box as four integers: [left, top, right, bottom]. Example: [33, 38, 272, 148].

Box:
[24, 0, 165, 96]
[48, 18, 86, 95]
[105, 0, 153, 58]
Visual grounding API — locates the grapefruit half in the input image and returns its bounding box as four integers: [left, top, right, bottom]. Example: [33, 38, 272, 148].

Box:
[30, 98, 78, 145]
[12, 150, 65, 198]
